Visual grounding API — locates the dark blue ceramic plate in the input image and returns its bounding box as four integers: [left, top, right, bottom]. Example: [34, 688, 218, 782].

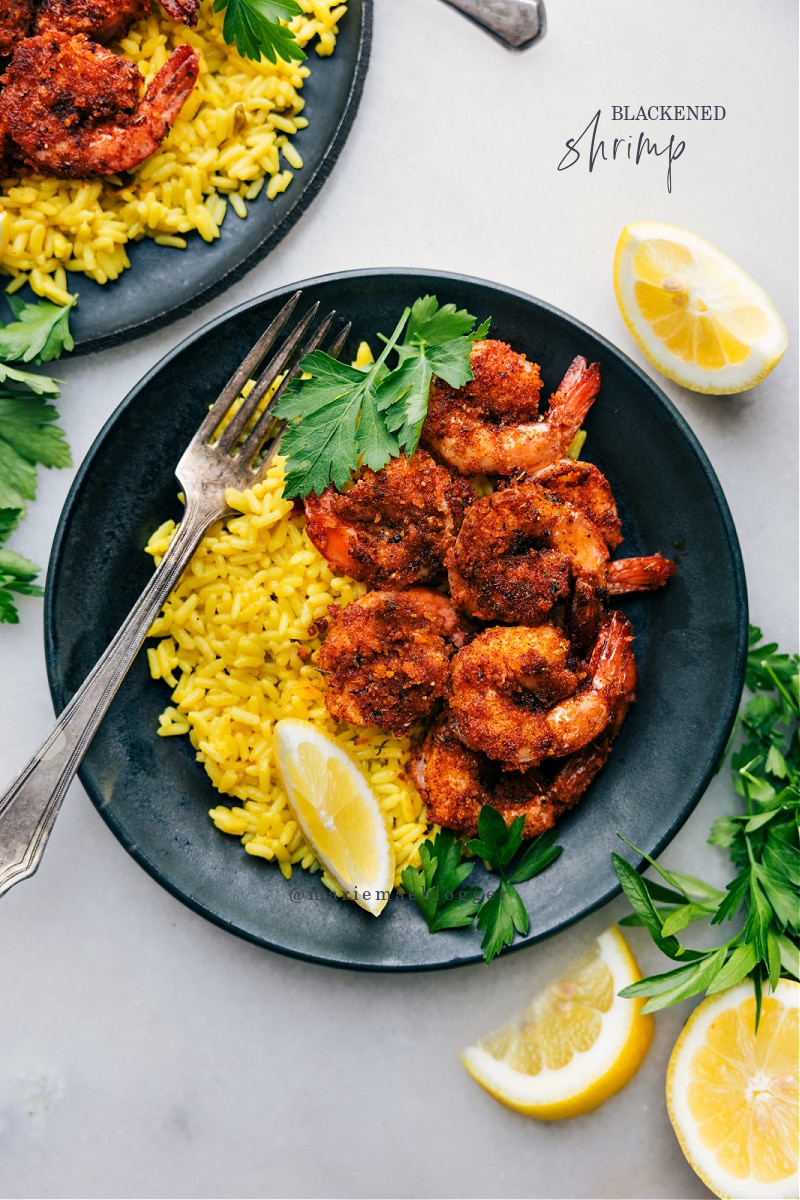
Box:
[11, 3, 370, 354]
[44, 269, 748, 970]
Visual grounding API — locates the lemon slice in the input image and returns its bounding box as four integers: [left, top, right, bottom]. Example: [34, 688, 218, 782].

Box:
[666, 978, 799, 1200]
[614, 221, 788, 394]
[461, 926, 653, 1119]
[273, 719, 395, 916]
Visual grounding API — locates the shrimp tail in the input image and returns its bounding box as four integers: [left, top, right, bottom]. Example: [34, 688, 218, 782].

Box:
[589, 610, 637, 718]
[548, 739, 613, 805]
[605, 552, 675, 594]
[138, 42, 199, 129]
[548, 356, 602, 431]
[568, 575, 605, 656]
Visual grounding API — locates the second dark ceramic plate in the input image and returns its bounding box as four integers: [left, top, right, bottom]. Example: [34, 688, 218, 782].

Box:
[44, 269, 748, 970]
[10, 2, 371, 353]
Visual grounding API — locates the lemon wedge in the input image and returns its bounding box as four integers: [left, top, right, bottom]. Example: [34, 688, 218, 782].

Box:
[273, 719, 395, 916]
[613, 221, 788, 394]
[461, 926, 653, 1119]
[666, 978, 799, 1200]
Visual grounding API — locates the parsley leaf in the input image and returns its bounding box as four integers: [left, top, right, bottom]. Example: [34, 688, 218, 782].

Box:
[613, 625, 800, 1023]
[0, 392, 72, 514]
[378, 297, 491, 453]
[274, 297, 489, 498]
[0, 296, 75, 623]
[401, 829, 482, 933]
[0, 294, 75, 363]
[476, 881, 522, 963]
[0, 393, 72, 474]
[0, 362, 61, 395]
[0, 548, 44, 624]
[403, 807, 562, 964]
[275, 309, 409, 497]
[213, 0, 306, 63]
[467, 810, 561, 962]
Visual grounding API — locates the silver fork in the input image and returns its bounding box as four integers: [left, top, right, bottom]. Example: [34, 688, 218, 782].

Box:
[0, 292, 348, 899]
[441, 0, 547, 50]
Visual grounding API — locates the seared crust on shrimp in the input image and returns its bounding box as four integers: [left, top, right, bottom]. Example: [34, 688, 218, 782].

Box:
[447, 480, 673, 624]
[450, 612, 637, 771]
[532, 459, 623, 549]
[447, 481, 607, 624]
[34, 0, 197, 39]
[0, 0, 33, 58]
[422, 345, 600, 476]
[34, 0, 151, 41]
[304, 450, 474, 589]
[412, 708, 622, 839]
[0, 33, 198, 178]
[318, 589, 471, 736]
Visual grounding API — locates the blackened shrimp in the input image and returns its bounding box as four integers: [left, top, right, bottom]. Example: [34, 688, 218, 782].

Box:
[303, 450, 474, 589]
[421, 342, 601, 476]
[33, 0, 197, 40]
[449, 612, 637, 771]
[318, 589, 471, 736]
[34, 0, 150, 40]
[0, 33, 198, 179]
[411, 708, 623, 839]
[447, 481, 674, 625]
[532, 459, 623, 549]
[0, 0, 33, 58]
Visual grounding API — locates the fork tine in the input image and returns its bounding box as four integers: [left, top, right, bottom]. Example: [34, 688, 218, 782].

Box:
[237, 309, 335, 451]
[214, 301, 320, 456]
[243, 318, 353, 478]
[326, 321, 352, 361]
[237, 310, 339, 466]
[193, 291, 302, 446]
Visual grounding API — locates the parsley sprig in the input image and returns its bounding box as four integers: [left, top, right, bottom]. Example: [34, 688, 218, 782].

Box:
[402, 806, 562, 964]
[401, 828, 483, 934]
[613, 626, 800, 1022]
[214, 0, 306, 62]
[0, 294, 75, 364]
[273, 296, 490, 499]
[0, 295, 75, 623]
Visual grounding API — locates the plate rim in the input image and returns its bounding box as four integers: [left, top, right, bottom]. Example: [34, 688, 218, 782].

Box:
[44, 266, 750, 971]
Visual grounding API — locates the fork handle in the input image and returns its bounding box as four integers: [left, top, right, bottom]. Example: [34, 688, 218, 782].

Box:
[442, 0, 546, 49]
[0, 491, 224, 898]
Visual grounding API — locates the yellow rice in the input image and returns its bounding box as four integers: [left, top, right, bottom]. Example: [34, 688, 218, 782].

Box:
[0, 0, 347, 304]
[144, 455, 431, 894]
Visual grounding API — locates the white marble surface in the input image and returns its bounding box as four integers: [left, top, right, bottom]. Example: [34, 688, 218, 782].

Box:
[0, 1, 797, 1197]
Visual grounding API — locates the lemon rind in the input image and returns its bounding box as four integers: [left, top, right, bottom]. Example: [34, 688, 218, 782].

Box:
[665, 978, 799, 1200]
[461, 927, 653, 1118]
[273, 718, 395, 916]
[614, 221, 788, 395]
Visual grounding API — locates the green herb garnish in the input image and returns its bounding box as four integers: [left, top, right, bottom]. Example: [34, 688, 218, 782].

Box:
[402, 805, 562, 964]
[612, 626, 800, 1023]
[214, 0, 306, 63]
[401, 828, 483, 934]
[0, 296, 75, 622]
[273, 296, 490, 499]
[0, 293, 75, 363]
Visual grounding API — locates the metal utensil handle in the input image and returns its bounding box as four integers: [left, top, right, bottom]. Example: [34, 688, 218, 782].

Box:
[0, 490, 219, 898]
[442, 0, 546, 49]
